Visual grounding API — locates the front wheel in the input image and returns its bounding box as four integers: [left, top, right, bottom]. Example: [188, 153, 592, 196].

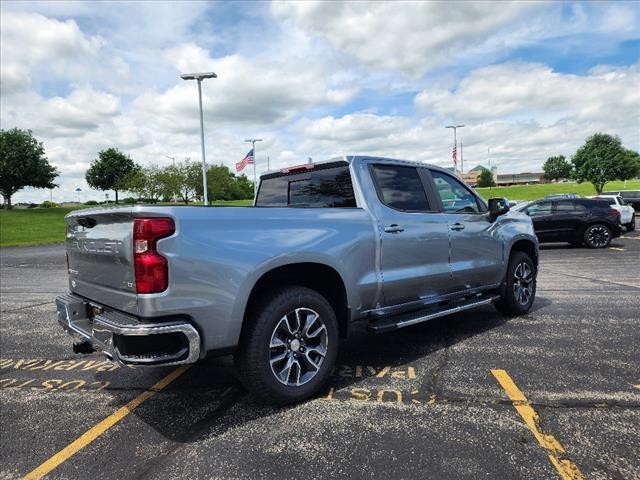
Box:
[584, 224, 612, 248]
[495, 251, 536, 316]
[235, 286, 338, 405]
[626, 216, 635, 232]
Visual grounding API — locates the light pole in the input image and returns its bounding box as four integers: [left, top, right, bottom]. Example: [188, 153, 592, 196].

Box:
[181, 71, 217, 206]
[165, 155, 176, 166]
[488, 147, 492, 191]
[445, 124, 465, 173]
[245, 138, 263, 198]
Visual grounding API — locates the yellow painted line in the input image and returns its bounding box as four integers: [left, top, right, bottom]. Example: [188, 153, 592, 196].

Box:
[633, 383, 640, 390]
[620, 236, 640, 240]
[23, 365, 190, 480]
[491, 369, 584, 480]
[608, 247, 625, 251]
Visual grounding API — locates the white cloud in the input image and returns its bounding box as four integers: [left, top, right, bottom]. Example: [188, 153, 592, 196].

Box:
[271, 1, 545, 77]
[414, 62, 640, 126]
[132, 43, 359, 132]
[2, 86, 120, 137]
[0, 11, 104, 93]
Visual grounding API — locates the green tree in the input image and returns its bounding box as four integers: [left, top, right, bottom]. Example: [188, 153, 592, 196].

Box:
[85, 148, 139, 203]
[618, 149, 640, 186]
[122, 165, 164, 203]
[206, 164, 235, 201]
[476, 168, 495, 188]
[233, 174, 255, 199]
[0, 128, 59, 208]
[160, 160, 201, 204]
[571, 133, 638, 194]
[542, 155, 572, 182]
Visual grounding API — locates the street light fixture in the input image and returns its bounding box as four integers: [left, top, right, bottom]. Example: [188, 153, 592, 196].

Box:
[445, 124, 465, 174]
[245, 138, 263, 198]
[181, 71, 217, 206]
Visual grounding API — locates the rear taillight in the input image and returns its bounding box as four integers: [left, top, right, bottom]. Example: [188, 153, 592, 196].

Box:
[133, 218, 175, 294]
[608, 209, 620, 217]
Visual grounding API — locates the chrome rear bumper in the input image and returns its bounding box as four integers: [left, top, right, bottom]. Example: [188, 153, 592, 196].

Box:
[55, 293, 200, 366]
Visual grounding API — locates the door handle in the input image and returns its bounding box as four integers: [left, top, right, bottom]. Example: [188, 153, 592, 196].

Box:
[384, 224, 404, 233]
[450, 223, 465, 231]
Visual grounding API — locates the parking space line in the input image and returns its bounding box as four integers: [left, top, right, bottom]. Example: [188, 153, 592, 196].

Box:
[491, 369, 584, 480]
[608, 247, 625, 251]
[23, 365, 190, 480]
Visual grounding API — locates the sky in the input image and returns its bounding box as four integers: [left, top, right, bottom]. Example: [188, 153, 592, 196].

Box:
[1, 0, 639, 203]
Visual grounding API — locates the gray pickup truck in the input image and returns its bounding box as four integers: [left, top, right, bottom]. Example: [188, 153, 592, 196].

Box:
[56, 156, 538, 404]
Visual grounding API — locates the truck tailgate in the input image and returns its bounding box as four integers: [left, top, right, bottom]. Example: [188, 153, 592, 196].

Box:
[65, 208, 137, 314]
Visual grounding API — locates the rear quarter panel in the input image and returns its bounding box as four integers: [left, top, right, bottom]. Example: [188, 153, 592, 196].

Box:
[135, 206, 378, 353]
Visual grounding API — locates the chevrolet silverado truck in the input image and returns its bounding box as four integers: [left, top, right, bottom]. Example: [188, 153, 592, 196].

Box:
[56, 156, 538, 404]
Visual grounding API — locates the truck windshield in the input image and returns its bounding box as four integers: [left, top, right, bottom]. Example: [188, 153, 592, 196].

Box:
[256, 163, 356, 207]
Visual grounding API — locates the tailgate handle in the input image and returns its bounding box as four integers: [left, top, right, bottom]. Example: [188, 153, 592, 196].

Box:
[77, 217, 97, 228]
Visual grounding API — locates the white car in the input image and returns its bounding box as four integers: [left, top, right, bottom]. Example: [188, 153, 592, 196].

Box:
[591, 195, 635, 231]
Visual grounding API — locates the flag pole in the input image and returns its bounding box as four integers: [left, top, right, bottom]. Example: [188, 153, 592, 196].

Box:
[245, 138, 263, 200]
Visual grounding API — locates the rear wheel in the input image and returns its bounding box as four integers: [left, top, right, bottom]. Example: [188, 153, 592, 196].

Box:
[584, 224, 612, 248]
[235, 286, 338, 405]
[495, 251, 536, 316]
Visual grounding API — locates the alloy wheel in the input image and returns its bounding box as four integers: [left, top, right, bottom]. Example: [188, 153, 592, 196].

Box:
[269, 308, 328, 386]
[513, 261, 534, 306]
[587, 226, 610, 248]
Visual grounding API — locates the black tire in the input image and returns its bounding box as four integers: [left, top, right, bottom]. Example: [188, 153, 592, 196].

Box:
[494, 251, 536, 316]
[235, 286, 339, 405]
[583, 223, 612, 248]
[626, 216, 635, 232]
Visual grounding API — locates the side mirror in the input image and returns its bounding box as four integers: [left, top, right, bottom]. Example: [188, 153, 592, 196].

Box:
[488, 197, 510, 221]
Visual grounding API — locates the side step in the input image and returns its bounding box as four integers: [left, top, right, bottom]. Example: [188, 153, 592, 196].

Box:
[367, 294, 501, 334]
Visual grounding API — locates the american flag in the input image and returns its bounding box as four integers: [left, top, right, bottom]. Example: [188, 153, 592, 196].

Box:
[452, 145, 457, 167]
[236, 149, 254, 172]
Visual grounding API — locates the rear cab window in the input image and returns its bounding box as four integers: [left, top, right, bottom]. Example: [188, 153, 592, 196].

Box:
[256, 162, 356, 208]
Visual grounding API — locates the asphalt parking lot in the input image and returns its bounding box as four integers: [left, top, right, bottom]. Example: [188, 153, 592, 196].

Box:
[1, 230, 639, 480]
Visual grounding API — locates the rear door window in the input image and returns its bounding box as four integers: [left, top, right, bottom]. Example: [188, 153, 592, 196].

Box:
[554, 200, 575, 212]
[527, 202, 552, 216]
[370, 165, 430, 211]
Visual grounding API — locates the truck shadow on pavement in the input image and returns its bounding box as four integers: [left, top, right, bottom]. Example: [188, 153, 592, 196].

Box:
[93, 299, 550, 449]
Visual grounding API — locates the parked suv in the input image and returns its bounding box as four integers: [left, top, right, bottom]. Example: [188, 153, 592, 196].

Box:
[56, 156, 538, 404]
[602, 190, 640, 212]
[590, 195, 635, 231]
[513, 198, 621, 248]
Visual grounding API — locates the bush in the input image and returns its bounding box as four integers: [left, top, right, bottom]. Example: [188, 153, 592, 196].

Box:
[39, 201, 59, 208]
[84, 200, 99, 205]
[122, 197, 137, 204]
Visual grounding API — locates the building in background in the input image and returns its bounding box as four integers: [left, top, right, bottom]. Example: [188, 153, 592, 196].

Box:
[495, 172, 546, 186]
[461, 165, 497, 187]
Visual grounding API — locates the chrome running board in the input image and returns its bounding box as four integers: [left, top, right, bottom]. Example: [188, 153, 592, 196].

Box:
[367, 294, 500, 333]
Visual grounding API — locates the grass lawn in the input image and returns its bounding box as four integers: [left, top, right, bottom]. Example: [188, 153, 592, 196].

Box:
[0, 200, 253, 247]
[0, 207, 78, 247]
[476, 180, 640, 201]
